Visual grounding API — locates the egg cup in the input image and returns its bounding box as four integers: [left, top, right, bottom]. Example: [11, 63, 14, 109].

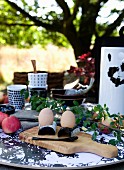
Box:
[38, 121, 57, 135]
[58, 126, 80, 137]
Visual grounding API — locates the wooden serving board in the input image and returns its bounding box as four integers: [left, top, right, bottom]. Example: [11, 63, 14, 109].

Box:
[19, 126, 118, 158]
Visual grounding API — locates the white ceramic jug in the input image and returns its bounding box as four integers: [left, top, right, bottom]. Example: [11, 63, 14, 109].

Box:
[99, 47, 124, 114]
[99, 26, 124, 114]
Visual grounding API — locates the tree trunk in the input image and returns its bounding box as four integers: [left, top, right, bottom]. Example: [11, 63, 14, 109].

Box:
[65, 27, 91, 59]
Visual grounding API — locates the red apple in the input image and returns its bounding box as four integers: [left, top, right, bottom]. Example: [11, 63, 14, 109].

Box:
[101, 117, 113, 127]
[98, 123, 112, 134]
[98, 116, 113, 134]
[0, 111, 9, 126]
[3, 95, 9, 104]
[92, 112, 98, 120]
[2, 116, 21, 134]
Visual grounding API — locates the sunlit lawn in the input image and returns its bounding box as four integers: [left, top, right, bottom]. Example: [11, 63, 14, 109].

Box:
[0, 45, 77, 90]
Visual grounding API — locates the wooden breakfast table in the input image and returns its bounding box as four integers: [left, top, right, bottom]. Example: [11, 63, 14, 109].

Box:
[0, 97, 124, 170]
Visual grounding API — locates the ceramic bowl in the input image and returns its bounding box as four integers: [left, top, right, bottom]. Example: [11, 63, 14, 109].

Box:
[0, 104, 15, 115]
[51, 89, 86, 106]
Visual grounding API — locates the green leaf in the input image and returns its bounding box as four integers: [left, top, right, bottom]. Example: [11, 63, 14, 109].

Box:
[24, 91, 29, 99]
[20, 89, 25, 96]
[110, 121, 117, 128]
[92, 131, 98, 141]
[117, 132, 122, 142]
[108, 139, 119, 146]
[113, 131, 117, 137]
[76, 118, 81, 124]
[118, 117, 123, 126]
[83, 120, 91, 127]
[91, 122, 98, 130]
[73, 100, 79, 106]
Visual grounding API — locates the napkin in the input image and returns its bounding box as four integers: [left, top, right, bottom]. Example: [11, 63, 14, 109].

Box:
[12, 110, 39, 131]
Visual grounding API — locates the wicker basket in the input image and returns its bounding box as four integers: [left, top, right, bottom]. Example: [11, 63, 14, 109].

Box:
[13, 71, 64, 91]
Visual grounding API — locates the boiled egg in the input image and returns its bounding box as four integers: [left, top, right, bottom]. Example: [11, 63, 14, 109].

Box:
[38, 108, 54, 126]
[60, 110, 75, 128]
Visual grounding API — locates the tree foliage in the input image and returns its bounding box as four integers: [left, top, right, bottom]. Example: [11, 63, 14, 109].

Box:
[0, 0, 124, 58]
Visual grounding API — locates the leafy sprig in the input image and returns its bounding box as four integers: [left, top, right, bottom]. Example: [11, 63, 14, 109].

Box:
[70, 103, 124, 146]
[30, 95, 66, 113]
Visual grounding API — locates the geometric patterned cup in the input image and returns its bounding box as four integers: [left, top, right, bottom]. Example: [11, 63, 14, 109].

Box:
[28, 73, 48, 88]
[7, 84, 26, 110]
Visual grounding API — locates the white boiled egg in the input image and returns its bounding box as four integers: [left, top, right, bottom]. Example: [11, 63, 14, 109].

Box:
[60, 110, 75, 128]
[38, 108, 54, 126]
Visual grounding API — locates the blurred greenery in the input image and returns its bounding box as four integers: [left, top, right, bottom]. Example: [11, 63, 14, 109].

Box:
[0, 0, 124, 58]
[0, 0, 70, 48]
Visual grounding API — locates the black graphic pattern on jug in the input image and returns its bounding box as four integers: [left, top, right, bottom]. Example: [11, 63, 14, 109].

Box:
[107, 53, 124, 87]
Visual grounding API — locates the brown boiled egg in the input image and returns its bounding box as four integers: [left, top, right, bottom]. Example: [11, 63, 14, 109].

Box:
[38, 108, 54, 126]
[60, 110, 75, 128]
